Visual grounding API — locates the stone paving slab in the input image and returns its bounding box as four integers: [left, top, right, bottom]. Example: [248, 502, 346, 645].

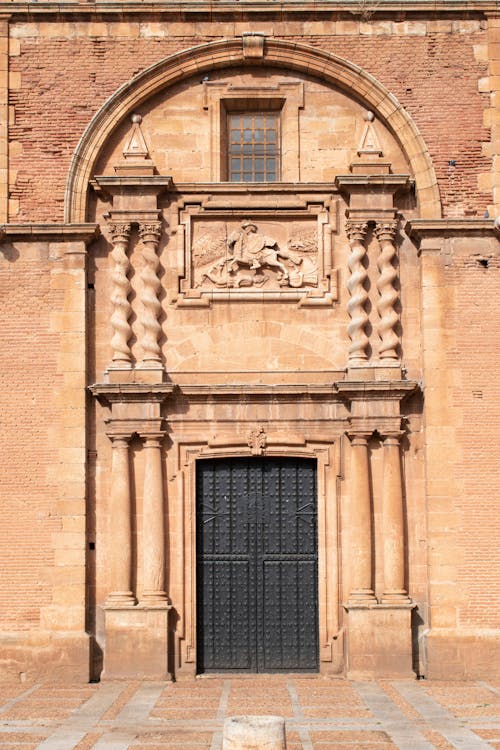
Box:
[0, 678, 499, 750]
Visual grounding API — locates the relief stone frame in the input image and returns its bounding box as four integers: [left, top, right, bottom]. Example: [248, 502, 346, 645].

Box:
[169, 185, 338, 307]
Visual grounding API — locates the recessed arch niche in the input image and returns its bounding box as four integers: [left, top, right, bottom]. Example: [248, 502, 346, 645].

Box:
[65, 37, 441, 222]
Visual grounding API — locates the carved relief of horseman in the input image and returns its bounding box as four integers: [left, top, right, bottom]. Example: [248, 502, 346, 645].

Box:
[227, 221, 302, 283]
[196, 220, 319, 290]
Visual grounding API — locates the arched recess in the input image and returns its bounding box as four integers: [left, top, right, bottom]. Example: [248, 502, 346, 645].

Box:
[64, 37, 441, 223]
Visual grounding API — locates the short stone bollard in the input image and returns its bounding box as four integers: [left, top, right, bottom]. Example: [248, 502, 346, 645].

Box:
[222, 716, 286, 750]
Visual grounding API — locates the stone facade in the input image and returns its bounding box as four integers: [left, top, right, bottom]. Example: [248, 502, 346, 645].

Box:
[0, 2, 499, 682]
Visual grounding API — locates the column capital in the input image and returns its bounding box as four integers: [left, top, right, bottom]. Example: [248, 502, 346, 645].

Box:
[138, 221, 162, 242]
[379, 429, 405, 443]
[107, 221, 132, 242]
[374, 220, 398, 243]
[141, 432, 166, 448]
[347, 431, 373, 445]
[107, 432, 132, 446]
[345, 220, 369, 242]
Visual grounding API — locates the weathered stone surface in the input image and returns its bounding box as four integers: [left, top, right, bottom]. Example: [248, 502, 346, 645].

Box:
[0, 8, 499, 682]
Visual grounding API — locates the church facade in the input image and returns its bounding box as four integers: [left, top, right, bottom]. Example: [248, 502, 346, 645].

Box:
[0, 0, 499, 682]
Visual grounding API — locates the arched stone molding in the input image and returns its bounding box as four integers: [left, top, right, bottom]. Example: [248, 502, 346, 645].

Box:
[64, 38, 441, 223]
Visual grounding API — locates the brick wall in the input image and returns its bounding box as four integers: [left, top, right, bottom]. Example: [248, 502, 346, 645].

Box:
[0, 249, 63, 629]
[8, 18, 492, 222]
[451, 253, 500, 628]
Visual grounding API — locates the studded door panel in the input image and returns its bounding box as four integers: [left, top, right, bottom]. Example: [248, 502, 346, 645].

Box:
[196, 457, 318, 673]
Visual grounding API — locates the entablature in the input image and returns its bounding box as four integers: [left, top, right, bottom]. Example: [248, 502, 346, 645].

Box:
[0, 1, 496, 16]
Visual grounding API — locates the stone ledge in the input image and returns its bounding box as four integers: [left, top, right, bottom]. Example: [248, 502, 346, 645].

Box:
[0, 0, 498, 15]
[90, 382, 175, 404]
[0, 222, 99, 242]
[406, 218, 499, 241]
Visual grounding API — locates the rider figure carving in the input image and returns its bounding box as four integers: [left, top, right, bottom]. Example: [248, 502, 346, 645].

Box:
[228, 221, 301, 280]
[228, 221, 275, 270]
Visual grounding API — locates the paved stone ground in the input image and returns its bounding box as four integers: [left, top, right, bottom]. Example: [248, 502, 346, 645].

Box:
[0, 677, 499, 750]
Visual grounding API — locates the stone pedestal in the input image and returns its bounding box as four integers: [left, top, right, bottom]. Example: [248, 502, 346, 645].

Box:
[223, 716, 286, 750]
[345, 603, 415, 678]
[102, 604, 172, 680]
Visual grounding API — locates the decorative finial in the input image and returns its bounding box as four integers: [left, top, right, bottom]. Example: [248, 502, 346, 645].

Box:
[114, 112, 156, 176]
[357, 110, 383, 157]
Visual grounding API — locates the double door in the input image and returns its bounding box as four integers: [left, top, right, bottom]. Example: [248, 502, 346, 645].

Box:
[196, 457, 318, 672]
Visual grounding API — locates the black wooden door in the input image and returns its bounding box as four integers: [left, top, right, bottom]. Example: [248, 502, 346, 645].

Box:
[196, 457, 318, 673]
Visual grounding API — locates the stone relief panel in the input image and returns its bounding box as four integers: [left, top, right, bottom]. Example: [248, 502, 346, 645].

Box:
[194, 219, 318, 290]
[172, 189, 337, 307]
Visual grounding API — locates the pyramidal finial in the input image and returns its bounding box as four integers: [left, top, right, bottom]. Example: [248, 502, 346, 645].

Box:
[123, 114, 150, 160]
[357, 110, 383, 157]
[114, 114, 156, 176]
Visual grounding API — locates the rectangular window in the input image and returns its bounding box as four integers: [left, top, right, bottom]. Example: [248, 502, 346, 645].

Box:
[228, 112, 280, 182]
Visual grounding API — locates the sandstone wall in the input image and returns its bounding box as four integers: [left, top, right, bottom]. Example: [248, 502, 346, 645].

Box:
[0, 7, 499, 681]
[8, 17, 492, 221]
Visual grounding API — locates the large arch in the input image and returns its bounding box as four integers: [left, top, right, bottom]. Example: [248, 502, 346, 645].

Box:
[64, 37, 441, 223]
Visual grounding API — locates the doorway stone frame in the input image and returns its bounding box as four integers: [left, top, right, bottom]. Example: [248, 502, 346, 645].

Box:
[170, 431, 342, 678]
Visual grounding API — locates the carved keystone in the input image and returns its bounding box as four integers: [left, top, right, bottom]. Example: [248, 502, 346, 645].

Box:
[248, 426, 267, 456]
[242, 33, 265, 59]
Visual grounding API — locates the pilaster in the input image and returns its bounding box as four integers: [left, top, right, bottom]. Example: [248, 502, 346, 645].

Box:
[0, 15, 9, 223]
[90, 382, 174, 680]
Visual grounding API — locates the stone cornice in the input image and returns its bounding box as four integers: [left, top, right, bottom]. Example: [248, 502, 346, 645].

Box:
[89, 382, 175, 406]
[336, 380, 418, 400]
[336, 175, 413, 191]
[128, 379, 418, 400]
[179, 384, 339, 397]
[91, 176, 172, 194]
[0, 0, 496, 15]
[406, 218, 499, 241]
[174, 182, 337, 191]
[0, 223, 99, 243]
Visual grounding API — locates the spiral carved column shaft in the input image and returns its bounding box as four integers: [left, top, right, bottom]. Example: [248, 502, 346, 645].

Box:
[375, 222, 399, 361]
[108, 223, 133, 367]
[346, 221, 369, 362]
[347, 433, 376, 603]
[106, 435, 135, 606]
[141, 435, 168, 603]
[139, 222, 162, 366]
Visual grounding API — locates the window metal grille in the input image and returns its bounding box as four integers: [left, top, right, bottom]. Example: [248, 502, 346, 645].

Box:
[228, 112, 280, 182]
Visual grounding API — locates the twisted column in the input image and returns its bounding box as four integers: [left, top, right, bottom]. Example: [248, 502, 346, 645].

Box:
[346, 221, 369, 362]
[138, 222, 162, 366]
[347, 432, 376, 603]
[108, 223, 133, 367]
[381, 432, 410, 602]
[141, 434, 168, 604]
[374, 221, 399, 361]
[106, 435, 135, 606]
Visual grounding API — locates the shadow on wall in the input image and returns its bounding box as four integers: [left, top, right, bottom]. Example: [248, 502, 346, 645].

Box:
[0, 243, 20, 262]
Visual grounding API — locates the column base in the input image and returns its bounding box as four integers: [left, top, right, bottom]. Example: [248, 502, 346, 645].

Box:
[347, 588, 377, 604]
[134, 365, 165, 384]
[141, 592, 169, 605]
[105, 591, 136, 607]
[102, 603, 172, 680]
[380, 592, 412, 604]
[347, 362, 402, 381]
[344, 601, 415, 678]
